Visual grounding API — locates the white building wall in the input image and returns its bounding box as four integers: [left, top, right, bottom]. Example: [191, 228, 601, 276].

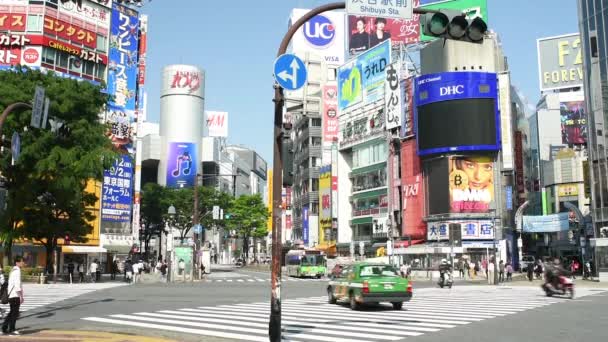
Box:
[337, 150, 352, 244]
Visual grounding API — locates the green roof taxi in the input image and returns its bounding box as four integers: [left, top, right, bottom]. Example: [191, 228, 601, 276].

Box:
[327, 262, 413, 310]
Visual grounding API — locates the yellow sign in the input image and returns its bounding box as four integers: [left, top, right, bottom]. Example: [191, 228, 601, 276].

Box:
[558, 183, 579, 197]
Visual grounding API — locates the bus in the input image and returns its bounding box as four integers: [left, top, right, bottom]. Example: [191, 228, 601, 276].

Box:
[285, 249, 327, 278]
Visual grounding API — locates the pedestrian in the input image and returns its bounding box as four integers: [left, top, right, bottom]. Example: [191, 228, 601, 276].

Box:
[474, 261, 480, 278]
[2, 256, 25, 335]
[111, 258, 118, 280]
[0, 268, 6, 319]
[527, 260, 534, 281]
[67, 262, 75, 284]
[488, 258, 496, 285]
[584, 260, 593, 280]
[482, 259, 488, 278]
[470, 261, 477, 279]
[506, 262, 513, 282]
[463, 260, 469, 279]
[160, 260, 168, 281]
[178, 259, 185, 276]
[200, 263, 206, 278]
[77, 261, 85, 283]
[214, 254, 218, 264]
[570, 259, 579, 279]
[458, 259, 465, 279]
[132, 260, 140, 284]
[89, 259, 98, 283]
[125, 260, 133, 283]
[498, 260, 505, 283]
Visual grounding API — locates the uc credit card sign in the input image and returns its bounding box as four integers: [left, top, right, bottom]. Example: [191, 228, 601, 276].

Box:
[166, 142, 197, 188]
[415, 71, 498, 105]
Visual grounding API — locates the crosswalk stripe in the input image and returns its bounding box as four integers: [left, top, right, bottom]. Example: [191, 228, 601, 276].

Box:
[81, 287, 608, 342]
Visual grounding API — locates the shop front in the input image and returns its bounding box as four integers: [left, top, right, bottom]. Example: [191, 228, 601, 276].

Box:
[61, 245, 107, 274]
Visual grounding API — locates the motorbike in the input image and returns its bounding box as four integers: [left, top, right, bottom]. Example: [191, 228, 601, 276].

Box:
[542, 275, 574, 299]
[438, 271, 453, 288]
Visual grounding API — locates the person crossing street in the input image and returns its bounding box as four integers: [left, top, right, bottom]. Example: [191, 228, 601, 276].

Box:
[2, 256, 24, 336]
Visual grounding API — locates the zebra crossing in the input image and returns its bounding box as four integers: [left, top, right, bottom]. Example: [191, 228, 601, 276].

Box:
[82, 286, 607, 342]
[0, 283, 125, 314]
[202, 277, 326, 283]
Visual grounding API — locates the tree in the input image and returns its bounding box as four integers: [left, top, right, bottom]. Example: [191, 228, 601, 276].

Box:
[0, 68, 118, 269]
[226, 194, 269, 264]
[140, 182, 167, 256]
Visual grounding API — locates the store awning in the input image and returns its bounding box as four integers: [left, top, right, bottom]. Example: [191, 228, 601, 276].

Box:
[62, 246, 107, 254]
[103, 245, 133, 254]
[314, 243, 337, 256]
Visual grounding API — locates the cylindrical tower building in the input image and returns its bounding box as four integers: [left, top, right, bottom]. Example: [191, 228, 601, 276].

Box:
[158, 64, 205, 187]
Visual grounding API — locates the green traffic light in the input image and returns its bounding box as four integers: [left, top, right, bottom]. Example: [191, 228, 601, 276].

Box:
[429, 13, 449, 36]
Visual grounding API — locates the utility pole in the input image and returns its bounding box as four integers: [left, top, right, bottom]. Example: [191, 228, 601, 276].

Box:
[193, 173, 201, 279]
[268, 4, 445, 341]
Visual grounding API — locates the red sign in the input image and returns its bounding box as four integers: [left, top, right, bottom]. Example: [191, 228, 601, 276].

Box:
[170, 70, 201, 93]
[137, 28, 147, 85]
[41, 36, 107, 64]
[44, 17, 97, 49]
[0, 47, 20, 65]
[331, 176, 337, 191]
[0, 13, 26, 31]
[285, 214, 292, 230]
[0, 33, 30, 47]
[514, 131, 525, 195]
[22, 47, 39, 64]
[401, 139, 426, 240]
[322, 84, 338, 142]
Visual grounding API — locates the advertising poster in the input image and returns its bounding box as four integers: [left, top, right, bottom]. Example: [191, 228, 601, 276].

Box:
[319, 166, 332, 243]
[101, 155, 133, 222]
[204, 111, 229, 137]
[322, 84, 339, 142]
[523, 213, 570, 233]
[385, 63, 402, 130]
[174, 247, 193, 276]
[401, 140, 426, 240]
[448, 156, 494, 213]
[0, 12, 26, 31]
[166, 142, 197, 188]
[338, 59, 363, 111]
[400, 77, 414, 138]
[302, 206, 309, 246]
[419, 0, 488, 42]
[290, 9, 345, 66]
[498, 73, 513, 170]
[106, 3, 139, 152]
[347, 0, 420, 57]
[560, 101, 587, 145]
[537, 33, 583, 91]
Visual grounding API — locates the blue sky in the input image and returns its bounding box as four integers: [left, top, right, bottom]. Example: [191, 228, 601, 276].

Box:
[140, 0, 579, 164]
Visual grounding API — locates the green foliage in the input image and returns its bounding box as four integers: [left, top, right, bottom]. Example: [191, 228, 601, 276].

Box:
[0, 69, 118, 268]
[226, 194, 269, 261]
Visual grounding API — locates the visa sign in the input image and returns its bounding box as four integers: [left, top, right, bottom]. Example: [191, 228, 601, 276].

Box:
[440, 85, 464, 96]
[304, 15, 335, 48]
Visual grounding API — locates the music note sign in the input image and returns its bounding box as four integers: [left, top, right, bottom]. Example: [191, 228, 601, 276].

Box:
[166, 142, 197, 188]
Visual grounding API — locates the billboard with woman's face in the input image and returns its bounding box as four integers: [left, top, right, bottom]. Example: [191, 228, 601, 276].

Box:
[448, 156, 494, 213]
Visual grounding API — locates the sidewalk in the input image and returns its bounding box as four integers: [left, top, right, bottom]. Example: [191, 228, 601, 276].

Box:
[6, 330, 179, 342]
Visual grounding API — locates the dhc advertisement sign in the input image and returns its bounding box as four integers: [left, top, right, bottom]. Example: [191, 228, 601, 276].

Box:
[415, 72, 500, 156]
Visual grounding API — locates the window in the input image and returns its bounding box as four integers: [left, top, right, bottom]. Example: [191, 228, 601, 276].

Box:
[311, 137, 322, 146]
[84, 60, 95, 76]
[27, 15, 43, 32]
[310, 202, 319, 215]
[69, 57, 81, 72]
[311, 179, 319, 191]
[97, 35, 108, 52]
[311, 118, 322, 127]
[57, 51, 69, 68]
[96, 64, 106, 79]
[311, 157, 320, 167]
[42, 48, 55, 64]
[590, 34, 599, 58]
[327, 68, 337, 81]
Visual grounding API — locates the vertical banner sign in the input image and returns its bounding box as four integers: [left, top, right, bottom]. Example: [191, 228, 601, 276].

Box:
[322, 84, 339, 142]
[514, 131, 525, 203]
[400, 77, 414, 138]
[359, 39, 391, 104]
[107, 3, 139, 153]
[385, 63, 402, 130]
[401, 140, 426, 239]
[498, 73, 514, 170]
[204, 111, 229, 137]
[506, 185, 513, 210]
[560, 101, 587, 144]
[102, 155, 133, 222]
[303, 206, 309, 246]
[166, 142, 197, 188]
[319, 166, 332, 244]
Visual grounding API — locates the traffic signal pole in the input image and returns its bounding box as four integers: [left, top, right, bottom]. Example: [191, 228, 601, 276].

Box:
[269, 4, 444, 341]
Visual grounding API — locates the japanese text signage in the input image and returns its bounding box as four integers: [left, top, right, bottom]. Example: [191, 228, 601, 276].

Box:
[166, 142, 197, 188]
[59, 0, 111, 27]
[427, 221, 449, 240]
[401, 140, 426, 240]
[400, 77, 414, 137]
[319, 166, 332, 242]
[0, 13, 26, 31]
[523, 213, 570, 233]
[107, 3, 139, 152]
[427, 220, 494, 240]
[347, 0, 420, 58]
[170, 70, 203, 95]
[384, 63, 402, 130]
[101, 155, 133, 222]
[537, 33, 583, 91]
[303, 206, 309, 245]
[43, 17, 97, 49]
[346, 0, 413, 20]
[322, 84, 339, 142]
[338, 39, 391, 111]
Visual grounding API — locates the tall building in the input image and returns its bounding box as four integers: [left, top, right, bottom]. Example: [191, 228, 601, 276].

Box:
[578, 0, 608, 276]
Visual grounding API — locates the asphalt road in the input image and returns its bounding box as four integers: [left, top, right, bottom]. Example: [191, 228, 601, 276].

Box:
[11, 268, 608, 342]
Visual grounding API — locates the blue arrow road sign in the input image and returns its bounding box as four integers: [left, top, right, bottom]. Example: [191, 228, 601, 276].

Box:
[273, 54, 307, 91]
[193, 224, 203, 234]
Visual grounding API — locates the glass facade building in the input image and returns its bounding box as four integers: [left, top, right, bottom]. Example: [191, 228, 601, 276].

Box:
[578, 0, 608, 273]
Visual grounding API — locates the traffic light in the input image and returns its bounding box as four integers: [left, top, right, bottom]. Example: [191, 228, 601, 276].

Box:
[421, 10, 488, 43]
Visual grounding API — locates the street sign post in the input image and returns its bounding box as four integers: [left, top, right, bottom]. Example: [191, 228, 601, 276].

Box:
[11, 132, 20, 165]
[193, 224, 202, 234]
[30, 86, 45, 128]
[273, 54, 307, 91]
[41, 97, 50, 129]
[346, 0, 413, 20]
[212, 205, 220, 220]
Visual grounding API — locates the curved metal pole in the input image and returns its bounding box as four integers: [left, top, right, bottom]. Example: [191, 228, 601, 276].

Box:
[269, 3, 345, 341]
[0, 102, 32, 135]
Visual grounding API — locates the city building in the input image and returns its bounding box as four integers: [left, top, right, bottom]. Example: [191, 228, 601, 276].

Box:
[578, 0, 608, 277]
